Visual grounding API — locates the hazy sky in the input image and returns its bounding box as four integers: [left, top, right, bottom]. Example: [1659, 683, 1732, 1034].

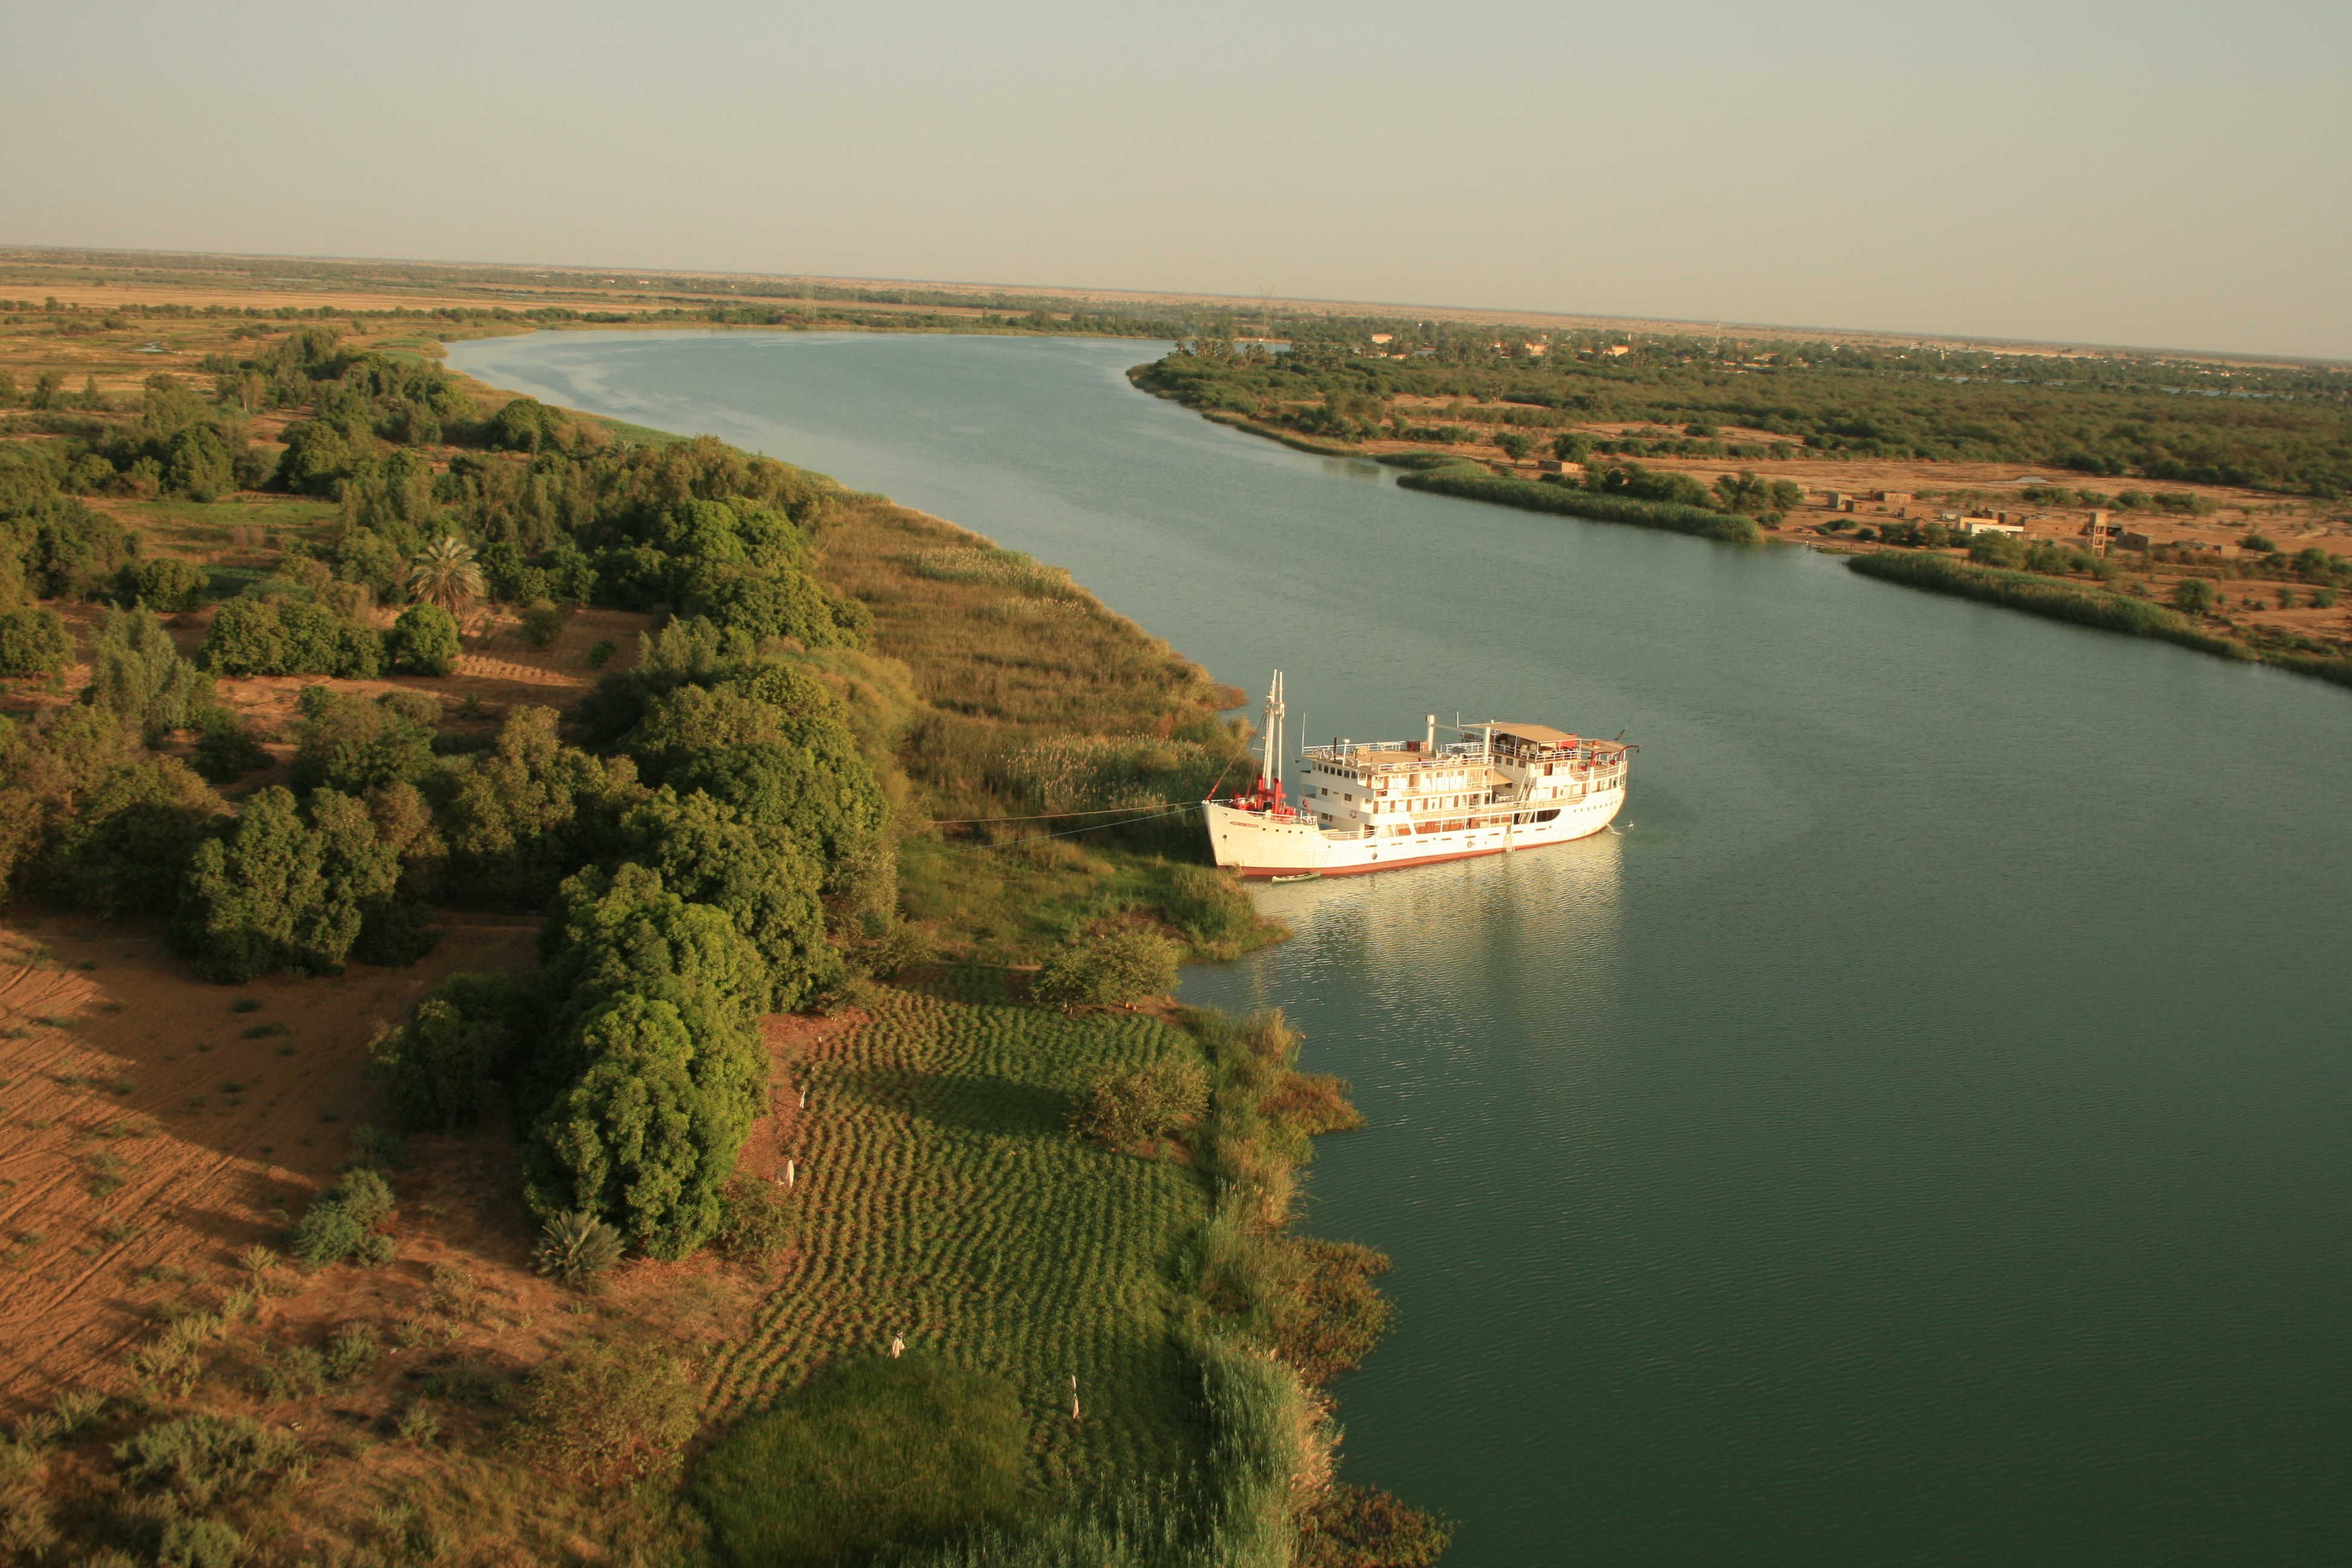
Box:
[7, 0, 2348, 359]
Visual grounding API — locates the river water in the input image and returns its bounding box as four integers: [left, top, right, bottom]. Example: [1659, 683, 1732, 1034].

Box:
[449, 332, 2352, 1565]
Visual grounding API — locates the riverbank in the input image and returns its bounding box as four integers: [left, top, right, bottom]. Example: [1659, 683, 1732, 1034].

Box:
[1846, 549, 2352, 688]
[1129, 358, 2352, 690]
[439, 325, 2352, 1566]
[0, 304, 1437, 1564]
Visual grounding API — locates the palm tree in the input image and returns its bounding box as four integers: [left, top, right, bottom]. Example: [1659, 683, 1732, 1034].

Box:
[406, 537, 485, 618]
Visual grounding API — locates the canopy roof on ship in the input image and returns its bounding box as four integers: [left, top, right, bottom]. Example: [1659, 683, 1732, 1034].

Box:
[1489, 723, 1581, 745]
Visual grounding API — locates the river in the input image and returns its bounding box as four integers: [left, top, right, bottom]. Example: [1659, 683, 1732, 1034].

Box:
[449, 330, 2352, 1565]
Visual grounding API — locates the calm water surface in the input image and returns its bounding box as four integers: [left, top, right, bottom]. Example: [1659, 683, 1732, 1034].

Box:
[451, 332, 2352, 1564]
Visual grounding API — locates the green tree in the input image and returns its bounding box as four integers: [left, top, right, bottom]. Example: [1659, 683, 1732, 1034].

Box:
[485, 397, 567, 453]
[116, 557, 209, 613]
[1493, 431, 1535, 462]
[625, 663, 887, 875]
[524, 991, 728, 1258]
[387, 603, 461, 676]
[276, 420, 355, 495]
[172, 786, 425, 982]
[84, 608, 212, 742]
[0, 607, 70, 677]
[620, 787, 840, 1011]
[536, 863, 771, 1047]
[406, 537, 485, 618]
[680, 563, 863, 648]
[196, 599, 289, 677]
[163, 424, 235, 501]
[2171, 577, 2219, 615]
[39, 757, 220, 921]
[290, 688, 435, 794]
[191, 710, 272, 784]
[370, 970, 531, 1132]
[437, 706, 643, 907]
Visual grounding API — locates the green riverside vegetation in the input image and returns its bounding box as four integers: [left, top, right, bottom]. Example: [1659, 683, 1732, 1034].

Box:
[1846, 551, 2352, 687]
[1135, 333, 2352, 498]
[1393, 461, 1762, 543]
[0, 298, 1429, 1564]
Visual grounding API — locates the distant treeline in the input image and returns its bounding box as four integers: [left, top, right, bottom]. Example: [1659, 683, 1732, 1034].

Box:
[0, 295, 1181, 338]
[1135, 337, 2352, 499]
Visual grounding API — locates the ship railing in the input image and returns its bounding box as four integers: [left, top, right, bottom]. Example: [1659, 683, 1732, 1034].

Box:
[1299, 742, 1599, 773]
[1299, 740, 1615, 776]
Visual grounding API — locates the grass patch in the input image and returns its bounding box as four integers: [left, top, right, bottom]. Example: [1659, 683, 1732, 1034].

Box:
[590, 414, 693, 447]
[699, 981, 1209, 1493]
[696, 1352, 1030, 1567]
[815, 495, 1264, 962]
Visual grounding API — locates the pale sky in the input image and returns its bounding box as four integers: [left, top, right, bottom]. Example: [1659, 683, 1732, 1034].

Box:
[8, 0, 2348, 360]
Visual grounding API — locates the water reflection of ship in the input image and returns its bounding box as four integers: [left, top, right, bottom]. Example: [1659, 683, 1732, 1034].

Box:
[1217, 826, 1626, 1022]
[1203, 671, 1630, 878]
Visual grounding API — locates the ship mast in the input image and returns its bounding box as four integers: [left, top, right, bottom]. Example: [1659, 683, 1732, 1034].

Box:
[1260, 670, 1287, 805]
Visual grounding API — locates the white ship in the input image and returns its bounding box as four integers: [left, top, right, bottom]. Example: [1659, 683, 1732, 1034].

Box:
[1203, 671, 1631, 878]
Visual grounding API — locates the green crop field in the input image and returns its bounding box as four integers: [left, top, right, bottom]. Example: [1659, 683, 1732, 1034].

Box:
[703, 973, 1214, 1495]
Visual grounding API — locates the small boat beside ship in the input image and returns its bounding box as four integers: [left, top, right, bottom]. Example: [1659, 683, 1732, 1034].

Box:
[1203, 671, 1631, 878]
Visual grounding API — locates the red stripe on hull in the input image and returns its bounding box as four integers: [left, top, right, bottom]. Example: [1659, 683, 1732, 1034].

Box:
[1233, 831, 1598, 879]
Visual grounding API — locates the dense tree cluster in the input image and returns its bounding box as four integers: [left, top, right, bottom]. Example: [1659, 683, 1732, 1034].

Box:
[1140, 337, 2352, 499]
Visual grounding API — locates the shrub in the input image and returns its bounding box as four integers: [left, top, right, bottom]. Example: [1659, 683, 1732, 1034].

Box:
[155, 1517, 245, 1568]
[852, 921, 931, 981]
[1298, 1483, 1452, 1568]
[260, 1344, 325, 1400]
[509, 1340, 697, 1483]
[344, 1123, 410, 1171]
[533, 1209, 624, 1285]
[287, 1168, 394, 1268]
[321, 1326, 379, 1383]
[2171, 577, 2219, 615]
[520, 598, 565, 648]
[1031, 925, 1179, 1007]
[694, 1353, 1031, 1567]
[1161, 863, 1255, 953]
[587, 638, 616, 668]
[332, 1166, 396, 1228]
[2241, 532, 2277, 552]
[111, 1414, 304, 1507]
[287, 1204, 364, 1269]
[0, 607, 70, 677]
[1068, 1055, 1208, 1148]
[714, 1176, 795, 1263]
[387, 603, 460, 676]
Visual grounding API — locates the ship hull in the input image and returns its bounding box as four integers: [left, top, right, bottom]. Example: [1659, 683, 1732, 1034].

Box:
[1203, 788, 1624, 878]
